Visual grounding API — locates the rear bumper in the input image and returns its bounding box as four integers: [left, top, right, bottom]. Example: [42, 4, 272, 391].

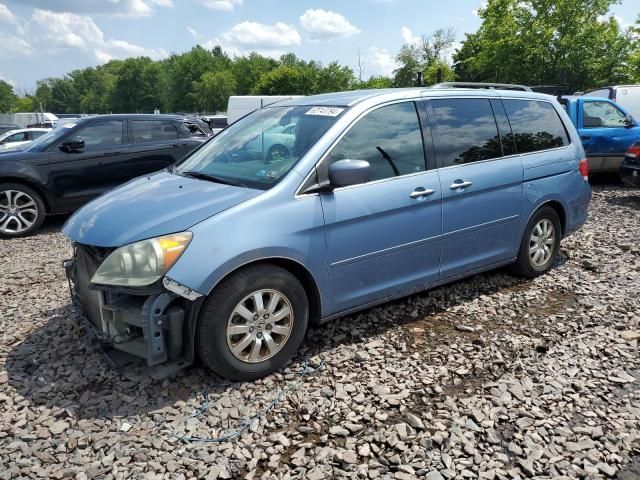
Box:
[64, 245, 197, 378]
[620, 159, 640, 187]
[587, 155, 624, 173]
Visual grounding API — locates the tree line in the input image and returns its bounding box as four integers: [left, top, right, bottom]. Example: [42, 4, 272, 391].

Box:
[0, 0, 638, 115]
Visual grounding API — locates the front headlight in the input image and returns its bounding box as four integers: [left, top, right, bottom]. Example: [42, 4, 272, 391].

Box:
[91, 232, 192, 287]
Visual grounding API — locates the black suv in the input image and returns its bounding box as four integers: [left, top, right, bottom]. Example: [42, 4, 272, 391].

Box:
[0, 114, 210, 237]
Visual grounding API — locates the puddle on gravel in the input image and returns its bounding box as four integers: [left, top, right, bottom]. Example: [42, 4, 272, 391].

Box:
[400, 288, 580, 400]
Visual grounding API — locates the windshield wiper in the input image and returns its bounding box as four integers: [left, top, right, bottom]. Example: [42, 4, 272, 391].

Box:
[180, 171, 247, 187]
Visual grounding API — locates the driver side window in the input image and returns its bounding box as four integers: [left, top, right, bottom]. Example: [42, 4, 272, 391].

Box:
[327, 102, 426, 183]
[66, 120, 124, 148]
[583, 101, 627, 128]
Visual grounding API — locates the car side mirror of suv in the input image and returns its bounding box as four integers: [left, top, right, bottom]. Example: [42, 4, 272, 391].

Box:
[329, 159, 370, 187]
[60, 140, 85, 152]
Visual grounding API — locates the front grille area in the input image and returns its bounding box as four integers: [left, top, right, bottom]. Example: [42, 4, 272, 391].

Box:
[73, 244, 107, 328]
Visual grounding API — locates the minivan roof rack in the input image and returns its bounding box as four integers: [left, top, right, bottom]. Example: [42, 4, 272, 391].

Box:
[431, 82, 533, 92]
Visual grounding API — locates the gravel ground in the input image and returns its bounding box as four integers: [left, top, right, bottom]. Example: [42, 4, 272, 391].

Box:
[1, 183, 639, 480]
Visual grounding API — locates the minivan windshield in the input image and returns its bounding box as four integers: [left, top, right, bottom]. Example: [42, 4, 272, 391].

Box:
[174, 105, 345, 189]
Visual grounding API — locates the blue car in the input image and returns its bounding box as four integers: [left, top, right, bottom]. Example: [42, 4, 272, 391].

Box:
[63, 88, 591, 380]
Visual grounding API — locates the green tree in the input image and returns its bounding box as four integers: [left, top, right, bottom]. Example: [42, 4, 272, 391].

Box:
[232, 53, 278, 95]
[110, 57, 163, 112]
[254, 65, 318, 95]
[0, 80, 17, 113]
[394, 28, 456, 86]
[354, 75, 394, 89]
[453, 0, 634, 91]
[192, 70, 237, 112]
[316, 62, 355, 93]
[164, 45, 226, 111]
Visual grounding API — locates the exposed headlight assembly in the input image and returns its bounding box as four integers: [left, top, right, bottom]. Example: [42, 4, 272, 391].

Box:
[91, 232, 192, 287]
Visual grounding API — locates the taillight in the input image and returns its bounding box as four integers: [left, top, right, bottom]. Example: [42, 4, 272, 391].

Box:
[627, 144, 640, 159]
[579, 158, 589, 180]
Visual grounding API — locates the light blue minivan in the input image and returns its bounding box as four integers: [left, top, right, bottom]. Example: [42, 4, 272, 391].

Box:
[63, 88, 591, 380]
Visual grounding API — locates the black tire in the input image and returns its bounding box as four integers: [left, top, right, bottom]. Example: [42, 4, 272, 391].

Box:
[511, 206, 561, 278]
[197, 264, 309, 381]
[0, 183, 46, 238]
[266, 144, 290, 163]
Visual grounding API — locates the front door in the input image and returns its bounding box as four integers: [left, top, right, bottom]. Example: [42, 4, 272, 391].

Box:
[319, 101, 442, 314]
[45, 119, 130, 211]
[580, 99, 640, 172]
[428, 97, 524, 278]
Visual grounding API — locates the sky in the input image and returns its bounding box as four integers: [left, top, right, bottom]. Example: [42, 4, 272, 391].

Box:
[0, 0, 637, 93]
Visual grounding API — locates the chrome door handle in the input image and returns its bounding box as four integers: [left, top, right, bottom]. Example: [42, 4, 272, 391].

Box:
[450, 181, 473, 190]
[409, 188, 435, 198]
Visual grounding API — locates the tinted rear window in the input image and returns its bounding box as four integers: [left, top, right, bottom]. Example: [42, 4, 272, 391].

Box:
[431, 98, 502, 167]
[131, 120, 178, 143]
[502, 99, 570, 153]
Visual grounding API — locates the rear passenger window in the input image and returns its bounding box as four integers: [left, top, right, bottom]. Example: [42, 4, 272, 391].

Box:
[131, 120, 178, 143]
[431, 98, 502, 167]
[328, 102, 426, 182]
[502, 100, 569, 153]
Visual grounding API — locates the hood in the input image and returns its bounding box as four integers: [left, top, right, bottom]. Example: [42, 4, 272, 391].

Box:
[62, 171, 262, 247]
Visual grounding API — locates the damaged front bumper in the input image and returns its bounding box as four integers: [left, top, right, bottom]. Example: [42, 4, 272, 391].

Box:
[64, 244, 202, 378]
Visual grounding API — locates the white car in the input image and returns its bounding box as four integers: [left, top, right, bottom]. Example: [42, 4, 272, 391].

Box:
[244, 123, 296, 162]
[0, 128, 51, 150]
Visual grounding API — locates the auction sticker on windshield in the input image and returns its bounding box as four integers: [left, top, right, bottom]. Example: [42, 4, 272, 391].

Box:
[306, 107, 344, 117]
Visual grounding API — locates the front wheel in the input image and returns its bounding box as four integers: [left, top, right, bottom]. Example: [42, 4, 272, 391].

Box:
[511, 206, 561, 278]
[0, 183, 46, 238]
[197, 264, 309, 381]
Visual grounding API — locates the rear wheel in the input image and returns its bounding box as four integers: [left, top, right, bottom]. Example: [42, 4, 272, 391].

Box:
[0, 183, 46, 238]
[511, 206, 561, 278]
[197, 264, 309, 380]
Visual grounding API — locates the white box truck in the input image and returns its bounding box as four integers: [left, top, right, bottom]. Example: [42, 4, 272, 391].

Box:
[227, 96, 303, 124]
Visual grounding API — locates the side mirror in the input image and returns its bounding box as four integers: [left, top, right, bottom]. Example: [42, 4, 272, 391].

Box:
[624, 115, 634, 128]
[60, 139, 85, 152]
[329, 159, 370, 187]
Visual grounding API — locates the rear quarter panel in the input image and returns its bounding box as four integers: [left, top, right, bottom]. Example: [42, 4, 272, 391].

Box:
[520, 101, 590, 238]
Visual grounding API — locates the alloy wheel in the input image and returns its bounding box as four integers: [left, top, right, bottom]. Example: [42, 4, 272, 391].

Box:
[0, 190, 39, 234]
[529, 219, 555, 267]
[226, 289, 294, 363]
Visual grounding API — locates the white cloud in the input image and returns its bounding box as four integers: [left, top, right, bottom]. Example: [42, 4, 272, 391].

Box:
[186, 26, 198, 39]
[5, 0, 172, 17]
[300, 9, 360, 40]
[221, 21, 301, 48]
[0, 75, 16, 87]
[401, 26, 421, 46]
[30, 9, 167, 62]
[0, 2, 17, 23]
[367, 47, 397, 77]
[195, 0, 242, 11]
[472, 1, 487, 17]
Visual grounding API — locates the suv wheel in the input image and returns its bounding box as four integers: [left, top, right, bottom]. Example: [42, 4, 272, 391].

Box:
[0, 183, 46, 238]
[511, 206, 561, 278]
[197, 264, 309, 381]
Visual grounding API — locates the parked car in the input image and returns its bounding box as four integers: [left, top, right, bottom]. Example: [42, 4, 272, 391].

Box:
[201, 115, 228, 136]
[559, 96, 640, 172]
[227, 95, 303, 124]
[0, 123, 20, 135]
[619, 141, 640, 187]
[63, 88, 591, 380]
[0, 114, 209, 237]
[244, 123, 296, 161]
[583, 85, 640, 119]
[0, 128, 51, 150]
